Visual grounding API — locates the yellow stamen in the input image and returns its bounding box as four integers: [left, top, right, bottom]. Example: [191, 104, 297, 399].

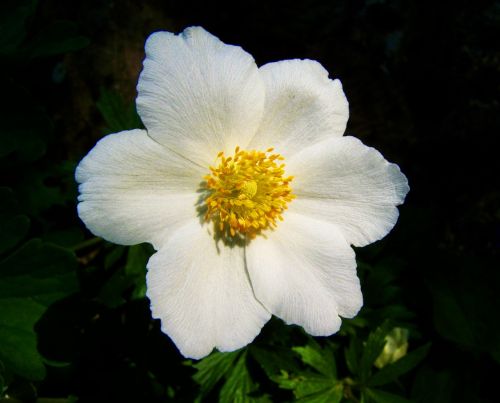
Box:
[203, 147, 295, 239]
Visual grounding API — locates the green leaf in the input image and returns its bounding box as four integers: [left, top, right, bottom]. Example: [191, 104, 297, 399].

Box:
[250, 345, 299, 378]
[360, 323, 392, 383]
[296, 383, 343, 403]
[274, 370, 342, 402]
[367, 343, 431, 386]
[0, 302, 45, 380]
[293, 340, 336, 378]
[345, 338, 362, 376]
[192, 350, 240, 396]
[96, 88, 142, 134]
[270, 341, 340, 401]
[98, 244, 152, 307]
[124, 244, 152, 300]
[219, 350, 256, 403]
[364, 388, 411, 403]
[0, 239, 77, 380]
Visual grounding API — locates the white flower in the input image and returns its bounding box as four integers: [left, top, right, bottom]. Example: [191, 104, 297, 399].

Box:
[75, 27, 409, 359]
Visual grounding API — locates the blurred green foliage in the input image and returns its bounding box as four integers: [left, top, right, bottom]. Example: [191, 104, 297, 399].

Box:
[0, 0, 498, 402]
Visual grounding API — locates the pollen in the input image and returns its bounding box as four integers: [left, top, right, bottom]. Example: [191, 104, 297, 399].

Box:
[203, 146, 295, 239]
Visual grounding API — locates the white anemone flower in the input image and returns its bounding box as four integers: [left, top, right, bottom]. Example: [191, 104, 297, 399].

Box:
[76, 26, 409, 359]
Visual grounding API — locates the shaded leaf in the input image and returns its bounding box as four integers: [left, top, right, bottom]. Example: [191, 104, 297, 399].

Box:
[98, 244, 152, 307]
[124, 244, 152, 300]
[427, 255, 500, 363]
[104, 245, 126, 270]
[0, 188, 29, 254]
[250, 345, 299, 378]
[345, 337, 362, 376]
[411, 367, 453, 403]
[0, 215, 30, 254]
[0, 301, 45, 380]
[0, 239, 77, 379]
[0, 371, 4, 396]
[365, 388, 411, 403]
[43, 227, 84, 248]
[368, 343, 431, 386]
[15, 161, 78, 215]
[96, 88, 142, 134]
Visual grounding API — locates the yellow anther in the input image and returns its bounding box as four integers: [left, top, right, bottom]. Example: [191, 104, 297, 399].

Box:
[203, 147, 295, 238]
[241, 180, 258, 199]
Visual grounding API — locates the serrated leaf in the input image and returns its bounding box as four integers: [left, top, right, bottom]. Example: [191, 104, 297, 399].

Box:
[296, 383, 343, 403]
[274, 370, 341, 401]
[250, 345, 299, 378]
[293, 340, 336, 378]
[345, 338, 361, 376]
[365, 388, 411, 403]
[193, 350, 240, 396]
[367, 343, 431, 386]
[294, 375, 338, 399]
[0, 239, 77, 380]
[219, 350, 256, 403]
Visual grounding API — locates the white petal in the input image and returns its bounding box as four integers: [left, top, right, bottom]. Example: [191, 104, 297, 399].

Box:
[76, 129, 204, 249]
[147, 219, 270, 359]
[246, 212, 362, 336]
[287, 136, 409, 247]
[136, 27, 265, 165]
[249, 59, 349, 157]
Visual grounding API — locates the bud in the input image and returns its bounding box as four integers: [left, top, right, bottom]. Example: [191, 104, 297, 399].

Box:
[374, 327, 409, 369]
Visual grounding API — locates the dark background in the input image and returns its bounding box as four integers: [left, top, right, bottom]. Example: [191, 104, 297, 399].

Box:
[0, 0, 499, 402]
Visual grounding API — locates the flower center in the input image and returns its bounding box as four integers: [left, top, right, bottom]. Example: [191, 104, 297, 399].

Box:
[203, 146, 295, 239]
